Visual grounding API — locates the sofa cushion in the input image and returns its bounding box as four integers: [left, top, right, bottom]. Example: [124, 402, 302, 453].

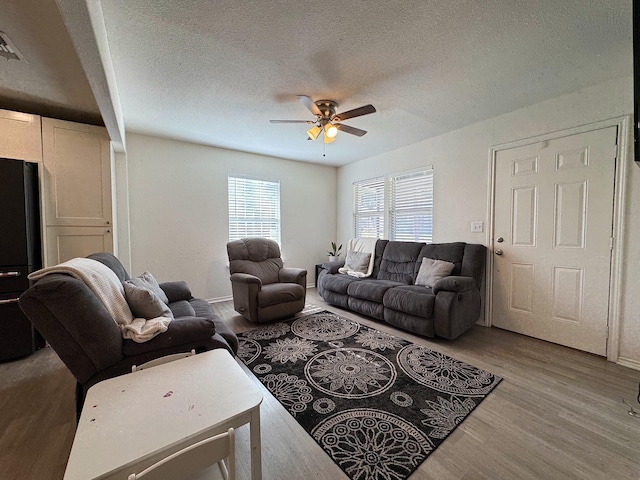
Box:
[383, 285, 436, 318]
[188, 298, 217, 318]
[461, 243, 487, 287]
[159, 281, 193, 303]
[321, 273, 360, 294]
[371, 239, 389, 278]
[258, 282, 305, 308]
[347, 279, 405, 303]
[348, 297, 385, 320]
[378, 241, 425, 284]
[88, 252, 131, 282]
[124, 282, 174, 320]
[415, 242, 466, 277]
[123, 316, 216, 356]
[321, 289, 350, 309]
[168, 299, 197, 318]
[343, 250, 372, 274]
[415, 258, 455, 288]
[126, 271, 170, 304]
[384, 308, 435, 337]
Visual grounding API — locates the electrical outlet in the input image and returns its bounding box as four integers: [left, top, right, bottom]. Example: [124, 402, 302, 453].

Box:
[471, 221, 484, 233]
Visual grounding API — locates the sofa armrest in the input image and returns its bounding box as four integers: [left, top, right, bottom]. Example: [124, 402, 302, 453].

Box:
[279, 267, 307, 286]
[321, 260, 345, 274]
[433, 276, 477, 294]
[159, 281, 193, 303]
[230, 272, 262, 286]
[123, 317, 216, 356]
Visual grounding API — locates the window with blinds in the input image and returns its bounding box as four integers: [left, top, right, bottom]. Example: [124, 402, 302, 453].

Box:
[353, 176, 385, 238]
[388, 168, 433, 242]
[228, 175, 281, 244]
[352, 167, 434, 242]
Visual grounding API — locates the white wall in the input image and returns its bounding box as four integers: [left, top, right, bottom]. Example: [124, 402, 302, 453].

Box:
[336, 76, 640, 367]
[122, 133, 337, 301]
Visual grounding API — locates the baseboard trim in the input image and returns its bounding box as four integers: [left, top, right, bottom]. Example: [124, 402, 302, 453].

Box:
[617, 357, 640, 371]
[208, 295, 233, 304]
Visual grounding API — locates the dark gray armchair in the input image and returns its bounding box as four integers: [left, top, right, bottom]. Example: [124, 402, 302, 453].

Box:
[227, 238, 307, 323]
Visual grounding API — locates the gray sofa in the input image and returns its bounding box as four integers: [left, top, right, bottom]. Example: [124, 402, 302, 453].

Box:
[317, 240, 486, 339]
[19, 252, 238, 414]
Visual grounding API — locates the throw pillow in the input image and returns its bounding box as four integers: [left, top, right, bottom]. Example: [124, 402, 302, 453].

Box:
[123, 282, 174, 320]
[415, 257, 455, 288]
[344, 250, 372, 274]
[127, 271, 169, 304]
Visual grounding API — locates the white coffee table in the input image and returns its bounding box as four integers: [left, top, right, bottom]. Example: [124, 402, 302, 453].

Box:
[63, 349, 263, 480]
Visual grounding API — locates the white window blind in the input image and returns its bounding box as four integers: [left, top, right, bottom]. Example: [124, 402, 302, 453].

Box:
[388, 168, 433, 242]
[228, 175, 281, 244]
[353, 176, 385, 238]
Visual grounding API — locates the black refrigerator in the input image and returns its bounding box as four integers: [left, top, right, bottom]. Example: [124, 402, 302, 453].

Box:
[0, 157, 45, 360]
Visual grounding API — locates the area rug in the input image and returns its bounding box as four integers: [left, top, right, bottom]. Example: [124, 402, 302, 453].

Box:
[237, 310, 502, 480]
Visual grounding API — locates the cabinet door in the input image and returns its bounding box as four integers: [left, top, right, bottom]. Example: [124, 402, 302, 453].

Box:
[45, 226, 113, 266]
[42, 118, 112, 227]
[0, 110, 42, 162]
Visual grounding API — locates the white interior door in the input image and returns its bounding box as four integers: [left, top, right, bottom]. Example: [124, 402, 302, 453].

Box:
[492, 127, 617, 355]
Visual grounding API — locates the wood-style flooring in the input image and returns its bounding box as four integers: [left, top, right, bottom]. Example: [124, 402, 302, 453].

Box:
[1, 289, 639, 480]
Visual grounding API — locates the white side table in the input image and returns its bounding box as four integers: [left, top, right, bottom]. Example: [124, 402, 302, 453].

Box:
[63, 349, 263, 480]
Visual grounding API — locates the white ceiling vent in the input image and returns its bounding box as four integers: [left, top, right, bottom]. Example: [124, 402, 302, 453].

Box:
[0, 32, 26, 62]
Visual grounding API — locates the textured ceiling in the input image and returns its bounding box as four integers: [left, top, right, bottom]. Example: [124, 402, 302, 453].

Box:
[0, 0, 101, 125]
[0, 1, 633, 166]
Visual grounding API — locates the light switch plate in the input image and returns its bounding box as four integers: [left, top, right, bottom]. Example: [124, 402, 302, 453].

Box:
[471, 221, 484, 233]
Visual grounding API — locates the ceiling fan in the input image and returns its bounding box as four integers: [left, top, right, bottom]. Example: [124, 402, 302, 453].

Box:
[270, 95, 376, 144]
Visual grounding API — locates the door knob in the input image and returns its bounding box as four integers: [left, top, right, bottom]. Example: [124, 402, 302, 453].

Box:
[496, 236, 504, 243]
[495, 249, 503, 256]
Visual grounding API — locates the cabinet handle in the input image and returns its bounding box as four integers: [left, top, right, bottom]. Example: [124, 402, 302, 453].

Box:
[106, 229, 111, 233]
[0, 271, 20, 278]
[0, 298, 19, 305]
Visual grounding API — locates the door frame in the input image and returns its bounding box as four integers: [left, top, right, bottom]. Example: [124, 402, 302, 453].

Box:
[485, 116, 630, 363]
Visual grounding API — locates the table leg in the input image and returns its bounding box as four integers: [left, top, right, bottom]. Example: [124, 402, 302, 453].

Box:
[250, 407, 262, 480]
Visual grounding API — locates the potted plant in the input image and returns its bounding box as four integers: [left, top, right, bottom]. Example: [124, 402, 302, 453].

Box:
[327, 242, 343, 262]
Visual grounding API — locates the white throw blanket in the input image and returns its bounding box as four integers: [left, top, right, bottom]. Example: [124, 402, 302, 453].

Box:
[28, 258, 171, 343]
[338, 237, 378, 278]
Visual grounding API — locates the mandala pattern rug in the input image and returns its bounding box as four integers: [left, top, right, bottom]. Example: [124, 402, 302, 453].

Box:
[237, 310, 502, 480]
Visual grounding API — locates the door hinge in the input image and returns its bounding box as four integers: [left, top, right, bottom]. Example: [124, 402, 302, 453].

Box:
[613, 143, 618, 159]
[610, 237, 614, 250]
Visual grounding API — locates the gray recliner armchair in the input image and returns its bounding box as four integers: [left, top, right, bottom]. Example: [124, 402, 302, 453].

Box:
[19, 252, 238, 416]
[227, 238, 307, 323]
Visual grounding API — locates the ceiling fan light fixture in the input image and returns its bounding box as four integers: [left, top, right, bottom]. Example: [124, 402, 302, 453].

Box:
[325, 123, 338, 139]
[306, 125, 321, 141]
[270, 96, 376, 147]
[323, 132, 336, 144]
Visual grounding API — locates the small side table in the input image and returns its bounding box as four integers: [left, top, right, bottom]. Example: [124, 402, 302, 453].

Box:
[315, 264, 323, 285]
[64, 349, 263, 480]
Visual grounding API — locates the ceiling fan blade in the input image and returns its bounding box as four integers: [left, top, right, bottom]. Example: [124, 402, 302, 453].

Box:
[333, 104, 376, 122]
[298, 95, 322, 116]
[336, 123, 367, 137]
[269, 120, 315, 124]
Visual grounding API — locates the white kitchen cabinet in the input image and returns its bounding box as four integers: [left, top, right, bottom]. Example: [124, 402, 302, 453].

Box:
[41, 117, 113, 266]
[42, 117, 112, 227]
[0, 109, 42, 162]
[45, 225, 113, 265]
